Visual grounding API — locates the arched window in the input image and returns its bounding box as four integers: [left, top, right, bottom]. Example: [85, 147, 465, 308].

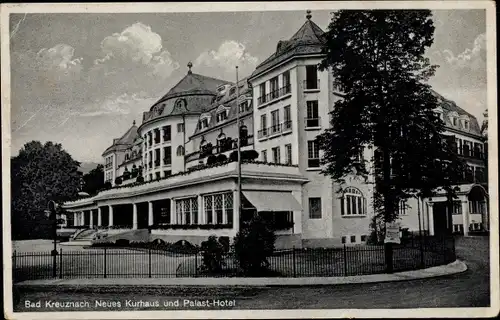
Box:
[240, 125, 248, 137]
[176, 145, 185, 156]
[340, 187, 366, 216]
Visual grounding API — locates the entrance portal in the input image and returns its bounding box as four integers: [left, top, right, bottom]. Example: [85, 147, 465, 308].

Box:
[432, 202, 452, 236]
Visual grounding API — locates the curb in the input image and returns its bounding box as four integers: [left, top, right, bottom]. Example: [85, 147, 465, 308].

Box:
[14, 260, 467, 291]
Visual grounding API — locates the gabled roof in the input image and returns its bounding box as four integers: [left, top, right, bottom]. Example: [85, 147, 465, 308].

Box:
[250, 11, 326, 78]
[102, 121, 140, 156]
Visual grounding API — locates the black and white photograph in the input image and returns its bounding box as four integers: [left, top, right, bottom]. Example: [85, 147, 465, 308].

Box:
[1, 1, 498, 319]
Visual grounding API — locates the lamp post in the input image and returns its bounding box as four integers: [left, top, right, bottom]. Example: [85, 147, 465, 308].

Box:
[46, 200, 59, 277]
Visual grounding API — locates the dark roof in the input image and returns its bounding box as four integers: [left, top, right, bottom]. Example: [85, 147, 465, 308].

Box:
[102, 121, 140, 156]
[191, 79, 252, 137]
[153, 71, 231, 108]
[250, 16, 325, 78]
[431, 90, 482, 136]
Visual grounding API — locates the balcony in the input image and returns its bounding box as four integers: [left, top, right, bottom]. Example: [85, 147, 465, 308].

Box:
[258, 121, 293, 141]
[257, 84, 292, 107]
[458, 147, 485, 161]
[305, 117, 321, 129]
[105, 163, 113, 170]
[197, 135, 255, 160]
[303, 79, 320, 91]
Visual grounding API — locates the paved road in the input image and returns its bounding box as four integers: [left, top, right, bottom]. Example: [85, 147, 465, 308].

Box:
[12, 236, 491, 311]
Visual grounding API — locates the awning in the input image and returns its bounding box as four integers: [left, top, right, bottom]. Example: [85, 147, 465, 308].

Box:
[242, 191, 302, 212]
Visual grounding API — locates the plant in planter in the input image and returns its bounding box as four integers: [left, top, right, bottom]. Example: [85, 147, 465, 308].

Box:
[242, 150, 259, 161]
[115, 177, 123, 185]
[136, 176, 144, 183]
[206, 155, 217, 165]
[216, 154, 227, 163]
[103, 181, 112, 190]
[229, 151, 238, 162]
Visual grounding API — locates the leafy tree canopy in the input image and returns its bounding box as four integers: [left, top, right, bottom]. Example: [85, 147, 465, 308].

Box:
[317, 10, 466, 222]
[11, 141, 82, 239]
[82, 164, 105, 195]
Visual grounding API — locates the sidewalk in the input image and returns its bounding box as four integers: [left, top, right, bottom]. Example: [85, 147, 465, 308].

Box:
[15, 260, 467, 288]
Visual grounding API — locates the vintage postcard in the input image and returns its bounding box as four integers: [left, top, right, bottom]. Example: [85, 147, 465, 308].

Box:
[1, 1, 498, 319]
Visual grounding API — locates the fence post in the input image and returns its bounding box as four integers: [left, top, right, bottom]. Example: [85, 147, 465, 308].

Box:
[419, 235, 425, 268]
[148, 248, 152, 278]
[343, 244, 348, 276]
[59, 249, 63, 279]
[292, 246, 296, 277]
[194, 251, 198, 277]
[104, 248, 107, 278]
[13, 250, 16, 271]
[442, 237, 446, 264]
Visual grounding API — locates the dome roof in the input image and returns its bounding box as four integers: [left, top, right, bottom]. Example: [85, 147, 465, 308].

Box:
[142, 63, 232, 123]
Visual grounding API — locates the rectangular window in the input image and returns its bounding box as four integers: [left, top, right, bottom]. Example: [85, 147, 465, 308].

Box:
[350, 235, 356, 243]
[259, 114, 268, 138]
[309, 197, 322, 219]
[307, 140, 320, 168]
[271, 109, 280, 134]
[203, 192, 233, 226]
[164, 170, 171, 177]
[341, 236, 346, 244]
[175, 197, 197, 225]
[259, 82, 267, 104]
[305, 65, 318, 89]
[177, 123, 184, 133]
[270, 77, 279, 99]
[155, 149, 161, 167]
[452, 202, 462, 215]
[283, 105, 292, 130]
[149, 151, 153, 168]
[163, 126, 171, 142]
[216, 111, 228, 123]
[149, 174, 153, 181]
[282, 70, 291, 93]
[361, 235, 367, 242]
[306, 101, 320, 127]
[155, 172, 160, 180]
[163, 146, 171, 165]
[261, 150, 267, 162]
[285, 144, 292, 165]
[154, 129, 161, 144]
[272, 147, 280, 163]
[398, 200, 407, 215]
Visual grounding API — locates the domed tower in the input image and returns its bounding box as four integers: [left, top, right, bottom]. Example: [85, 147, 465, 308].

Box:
[138, 63, 231, 180]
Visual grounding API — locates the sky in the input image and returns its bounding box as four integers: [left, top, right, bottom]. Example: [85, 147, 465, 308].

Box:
[9, 9, 488, 163]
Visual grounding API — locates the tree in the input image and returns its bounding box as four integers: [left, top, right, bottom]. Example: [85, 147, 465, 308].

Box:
[11, 141, 82, 239]
[317, 10, 466, 271]
[82, 164, 105, 195]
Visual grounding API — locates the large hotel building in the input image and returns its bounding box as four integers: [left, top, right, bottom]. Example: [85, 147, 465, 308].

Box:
[62, 12, 489, 248]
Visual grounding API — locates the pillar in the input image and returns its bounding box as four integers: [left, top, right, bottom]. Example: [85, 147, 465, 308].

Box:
[73, 212, 78, 227]
[132, 203, 138, 230]
[97, 207, 102, 227]
[81, 211, 85, 226]
[462, 200, 470, 236]
[148, 201, 154, 226]
[198, 195, 204, 225]
[89, 209, 94, 228]
[171, 199, 177, 224]
[108, 205, 114, 227]
[428, 203, 435, 236]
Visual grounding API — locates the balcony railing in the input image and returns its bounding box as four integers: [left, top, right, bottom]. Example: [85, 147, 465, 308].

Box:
[198, 135, 254, 159]
[258, 121, 293, 139]
[257, 84, 292, 106]
[304, 79, 320, 90]
[305, 117, 321, 128]
[105, 163, 113, 169]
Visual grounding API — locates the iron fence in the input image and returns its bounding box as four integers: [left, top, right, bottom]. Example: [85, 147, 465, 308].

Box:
[12, 236, 455, 282]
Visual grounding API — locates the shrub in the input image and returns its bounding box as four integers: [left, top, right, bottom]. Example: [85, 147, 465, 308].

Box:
[103, 182, 112, 190]
[206, 155, 217, 165]
[218, 236, 230, 253]
[234, 216, 276, 276]
[170, 240, 198, 254]
[229, 151, 238, 162]
[200, 235, 226, 273]
[115, 177, 123, 185]
[242, 150, 259, 161]
[216, 154, 227, 163]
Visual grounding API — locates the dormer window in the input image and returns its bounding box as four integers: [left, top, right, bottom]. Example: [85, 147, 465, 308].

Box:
[464, 120, 470, 130]
[216, 111, 228, 122]
[229, 87, 236, 96]
[239, 101, 248, 113]
[452, 117, 457, 126]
